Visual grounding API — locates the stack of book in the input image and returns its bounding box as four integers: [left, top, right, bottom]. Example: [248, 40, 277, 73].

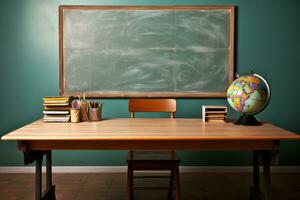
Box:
[43, 96, 72, 122]
[202, 105, 227, 122]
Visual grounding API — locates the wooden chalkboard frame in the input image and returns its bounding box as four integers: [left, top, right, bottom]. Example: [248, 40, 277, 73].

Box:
[59, 5, 235, 98]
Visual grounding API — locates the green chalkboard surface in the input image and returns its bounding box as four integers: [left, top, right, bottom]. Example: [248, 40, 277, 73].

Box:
[59, 6, 235, 98]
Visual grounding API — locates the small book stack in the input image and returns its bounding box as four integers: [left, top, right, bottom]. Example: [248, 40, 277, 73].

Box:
[43, 96, 72, 122]
[202, 105, 227, 122]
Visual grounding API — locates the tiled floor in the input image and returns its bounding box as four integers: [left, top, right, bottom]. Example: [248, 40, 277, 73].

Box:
[0, 173, 300, 200]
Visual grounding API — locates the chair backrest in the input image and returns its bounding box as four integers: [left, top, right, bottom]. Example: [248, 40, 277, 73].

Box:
[128, 99, 176, 119]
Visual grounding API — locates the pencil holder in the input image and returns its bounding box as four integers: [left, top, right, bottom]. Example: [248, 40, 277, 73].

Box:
[70, 109, 80, 123]
[89, 103, 102, 121]
[80, 101, 89, 122]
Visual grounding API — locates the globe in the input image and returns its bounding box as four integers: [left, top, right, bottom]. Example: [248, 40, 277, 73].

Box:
[226, 73, 271, 125]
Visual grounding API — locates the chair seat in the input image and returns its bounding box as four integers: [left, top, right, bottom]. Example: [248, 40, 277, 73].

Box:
[127, 150, 180, 162]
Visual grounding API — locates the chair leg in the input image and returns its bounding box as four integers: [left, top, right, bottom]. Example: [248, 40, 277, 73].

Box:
[174, 166, 180, 200]
[127, 164, 134, 200]
[168, 169, 174, 199]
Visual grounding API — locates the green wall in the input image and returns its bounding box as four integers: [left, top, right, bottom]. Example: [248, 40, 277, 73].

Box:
[0, 0, 299, 166]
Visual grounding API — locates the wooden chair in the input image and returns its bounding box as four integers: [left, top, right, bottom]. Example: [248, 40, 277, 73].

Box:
[127, 99, 180, 200]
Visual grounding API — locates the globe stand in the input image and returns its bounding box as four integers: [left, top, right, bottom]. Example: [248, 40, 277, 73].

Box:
[235, 114, 262, 126]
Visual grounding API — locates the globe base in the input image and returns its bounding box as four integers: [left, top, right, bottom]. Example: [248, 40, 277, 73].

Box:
[235, 114, 262, 126]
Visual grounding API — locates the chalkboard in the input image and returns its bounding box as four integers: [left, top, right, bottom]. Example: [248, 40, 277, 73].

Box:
[59, 6, 235, 98]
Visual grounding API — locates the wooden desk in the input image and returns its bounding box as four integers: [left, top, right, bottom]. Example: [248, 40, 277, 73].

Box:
[2, 118, 299, 200]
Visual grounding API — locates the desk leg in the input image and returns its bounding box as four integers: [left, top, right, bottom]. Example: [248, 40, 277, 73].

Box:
[261, 152, 271, 200]
[46, 151, 52, 189]
[44, 151, 56, 200]
[250, 151, 263, 200]
[36, 155, 42, 200]
[23, 150, 56, 200]
[250, 151, 273, 200]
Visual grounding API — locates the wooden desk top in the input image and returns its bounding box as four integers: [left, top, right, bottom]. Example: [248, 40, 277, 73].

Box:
[2, 118, 299, 141]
